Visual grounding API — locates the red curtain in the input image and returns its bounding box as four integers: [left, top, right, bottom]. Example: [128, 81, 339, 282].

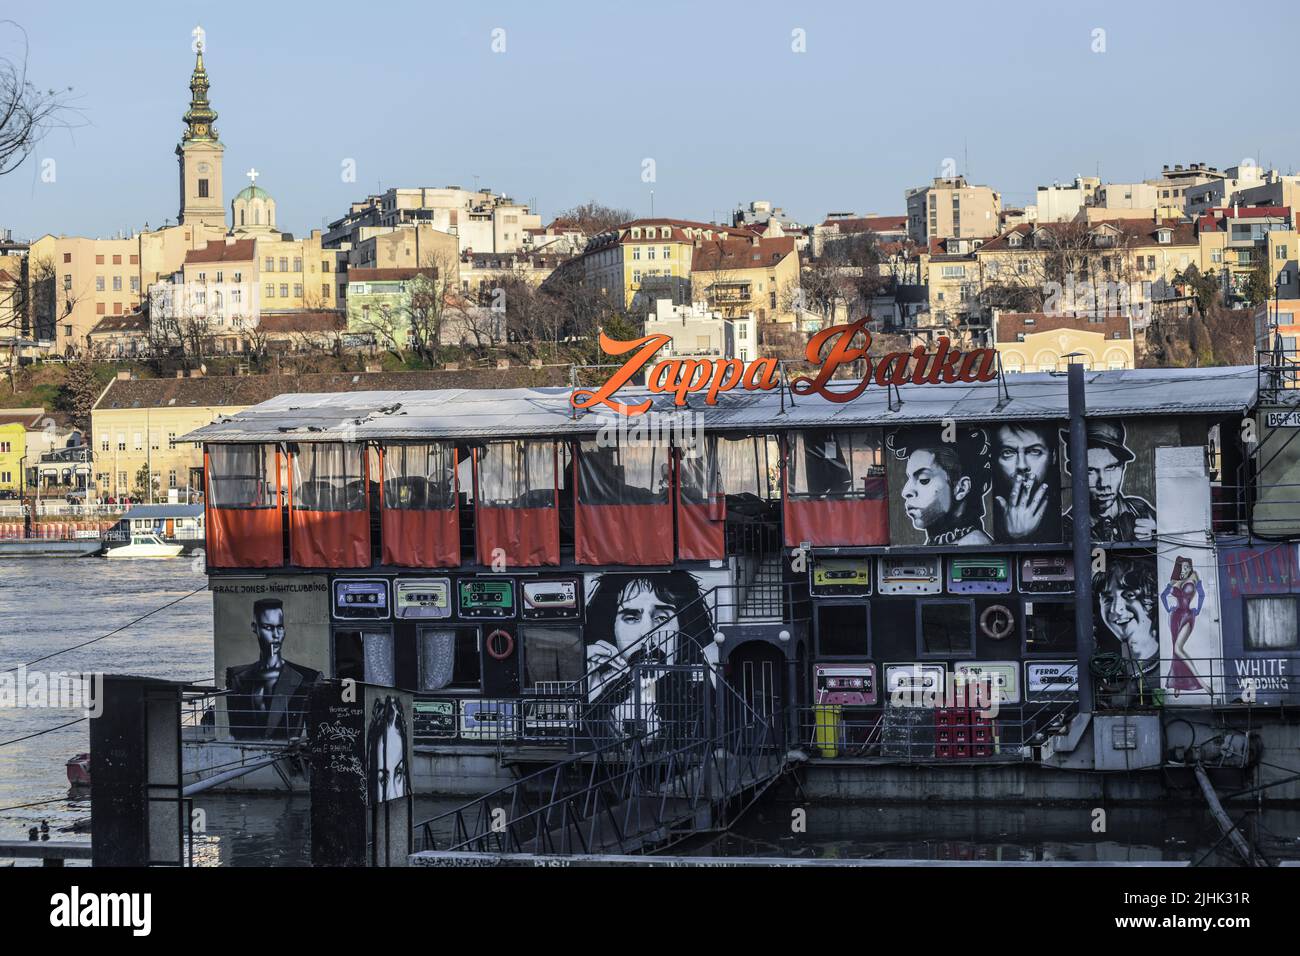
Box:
[676, 444, 725, 560]
[578, 501, 673, 565]
[291, 509, 371, 568]
[783, 497, 889, 547]
[204, 445, 283, 568]
[475, 506, 559, 567]
[382, 508, 459, 568]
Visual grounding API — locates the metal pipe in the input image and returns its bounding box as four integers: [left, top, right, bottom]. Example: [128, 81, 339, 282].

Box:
[1068, 362, 1095, 712]
[182, 752, 287, 797]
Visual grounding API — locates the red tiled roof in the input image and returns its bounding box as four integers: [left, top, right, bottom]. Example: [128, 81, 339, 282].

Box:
[820, 215, 907, 233]
[185, 239, 257, 265]
[691, 236, 796, 272]
[88, 312, 149, 336]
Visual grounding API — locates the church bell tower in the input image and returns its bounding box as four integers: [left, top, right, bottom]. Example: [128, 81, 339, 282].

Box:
[176, 42, 226, 230]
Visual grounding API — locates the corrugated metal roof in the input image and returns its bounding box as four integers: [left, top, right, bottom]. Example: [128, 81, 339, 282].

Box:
[181, 365, 1260, 444]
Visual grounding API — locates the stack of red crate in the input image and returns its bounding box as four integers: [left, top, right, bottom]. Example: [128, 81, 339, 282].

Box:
[936, 709, 997, 758]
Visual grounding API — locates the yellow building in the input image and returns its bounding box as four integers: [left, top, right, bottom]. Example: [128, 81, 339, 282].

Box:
[690, 235, 800, 324]
[0, 411, 35, 493]
[992, 311, 1135, 373]
[905, 176, 1002, 243]
[1196, 206, 1298, 302]
[544, 218, 754, 310]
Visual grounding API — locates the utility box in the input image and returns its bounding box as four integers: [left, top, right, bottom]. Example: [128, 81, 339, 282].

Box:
[1093, 714, 1162, 770]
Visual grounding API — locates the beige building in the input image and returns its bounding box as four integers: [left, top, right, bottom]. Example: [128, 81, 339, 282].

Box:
[545, 218, 754, 310]
[643, 298, 753, 361]
[905, 176, 1001, 243]
[324, 187, 541, 256]
[690, 235, 800, 325]
[1196, 206, 1299, 302]
[992, 311, 1135, 373]
[1034, 176, 1100, 222]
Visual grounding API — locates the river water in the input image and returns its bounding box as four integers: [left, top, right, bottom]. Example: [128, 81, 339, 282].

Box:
[2, 558, 1297, 866]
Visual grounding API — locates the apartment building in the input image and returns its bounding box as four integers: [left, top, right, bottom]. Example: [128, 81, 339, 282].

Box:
[544, 218, 753, 310]
[905, 176, 1001, 243]
[690, 235, 799, 325]
[991, 311, 1135, 373]
[1196, 206, 1299, 302]
[643, 298, 749, 361]
[324, 187, 540, 256]
[1034, 176, 1100, 222]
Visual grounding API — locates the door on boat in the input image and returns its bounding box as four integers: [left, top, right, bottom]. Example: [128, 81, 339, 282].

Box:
[166, 519, 174, 537]
[729, 639, 785, 722]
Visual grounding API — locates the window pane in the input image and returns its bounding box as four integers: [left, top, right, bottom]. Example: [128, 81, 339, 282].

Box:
[363, 630, 395, 686]
[788, 429, 884, 499]
[209, 443, 275, 509]
[382, 442, 456, 510]
[1026, 601, 1075, 653]
[452, 629, 481, 689]
[678, 436, 720, 506]
[578, 440, 670, 505]
[477, 440, 556, 509]
[523, 626, 584, 690]
[718, 435, 781, 498]
[1246, 597, 1299, 650]
[418, 628, 457, 691]
[292, 443, 365, 511]
[817, 603, 869, 656]
[920, 602, 973, 654]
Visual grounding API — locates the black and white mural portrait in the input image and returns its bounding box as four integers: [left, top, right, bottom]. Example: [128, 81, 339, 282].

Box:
[213, 577, 330, 741]
[366, 690, 411, 804]
[1062, 419, 1162, 544]
[989, 422, 1063, 544]
[1093, 552, 1161, 690]
[886, 425, 994, 546]
[581, 570, 725, 746]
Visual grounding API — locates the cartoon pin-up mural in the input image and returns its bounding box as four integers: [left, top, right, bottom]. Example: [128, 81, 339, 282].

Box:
[581, 569, 727, 745]
[1155, 445, 1223, 702]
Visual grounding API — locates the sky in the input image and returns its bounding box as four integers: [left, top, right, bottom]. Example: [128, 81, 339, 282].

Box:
[2, 0, 1299, 241]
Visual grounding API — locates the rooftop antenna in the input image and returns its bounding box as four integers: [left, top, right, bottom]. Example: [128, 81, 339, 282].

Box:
[650, 189, 655, 218]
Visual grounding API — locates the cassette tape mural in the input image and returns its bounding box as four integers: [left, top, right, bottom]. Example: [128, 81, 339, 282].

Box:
[212, 575, 331, 740]
[885, 422, 1064, 546]
[581, 569, 728, 745]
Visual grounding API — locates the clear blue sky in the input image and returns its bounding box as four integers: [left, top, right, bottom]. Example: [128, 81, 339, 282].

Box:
[3, 0, 1298, 240]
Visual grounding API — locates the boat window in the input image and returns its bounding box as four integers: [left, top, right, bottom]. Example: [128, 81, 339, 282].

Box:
[919, 601, 974, 655]
[292, 443, 366, 512]
[477, 440, 557, 509]
[718, 435, 782, 500]
[1025, 600, 1075, 654]
[787, 429, 884, 499]
[382, 443, 456, 510]
[209, 444, 276, 509]
[678, 435, 720, 506]
[816, 602, 870, 657]
[414, 627, 481, 691]
[578, 439, 670, 505]
[522, 626, 584, 691]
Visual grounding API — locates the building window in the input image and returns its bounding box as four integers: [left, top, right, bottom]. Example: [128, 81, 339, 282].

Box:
[96, 276, 105, 292]
[279, 258, 289, 272]
[133, 433, 143, 451]
[130, 276, 139, 293]
[169, 470, 177, 489]
[63, 252, 72, 263]
[1246, 597, 1299, 649]
[198, 179, 209, 198]
[293, 284, 303, 298]
[280, 284, 289, 298]
[95, 255, 104, 265]
[1278, 246, 1289, 260]
[100, 435, 108, 452]
[293, 258, 303, 272]
[322, 284, 330, 298]
[112, 276, 122, 291]
[168, 432, 177, 450]
[632, 247, 641, 260]
[265, 283, 275, 299]
[265, 257, 275, 272]
[663, 246, 671, 258]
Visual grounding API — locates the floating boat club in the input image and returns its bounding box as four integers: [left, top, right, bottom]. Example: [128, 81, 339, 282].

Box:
[166, 350, 1300, 834]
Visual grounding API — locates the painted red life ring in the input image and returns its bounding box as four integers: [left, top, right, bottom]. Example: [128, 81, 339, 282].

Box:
[485, 628, 515, 660]
[979, 604, 1015, 640]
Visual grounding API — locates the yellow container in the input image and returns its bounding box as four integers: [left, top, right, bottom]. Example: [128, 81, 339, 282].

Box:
[814, 704, 842, 758]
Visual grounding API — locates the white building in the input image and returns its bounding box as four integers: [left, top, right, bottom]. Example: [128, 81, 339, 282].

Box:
[643, 299, 753, 361]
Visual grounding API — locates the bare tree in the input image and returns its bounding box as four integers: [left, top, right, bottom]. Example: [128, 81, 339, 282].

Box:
[0, 20, 80, 176]
[553, 201, 634, 236]
[979, 221, 1139, 317]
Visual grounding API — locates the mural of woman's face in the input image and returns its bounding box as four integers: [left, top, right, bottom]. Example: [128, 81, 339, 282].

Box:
[902, 449, 966, 530]
[376, 710, 407, 801]
[614, 581, 680, 666]
[1100, 582, 1155, 657]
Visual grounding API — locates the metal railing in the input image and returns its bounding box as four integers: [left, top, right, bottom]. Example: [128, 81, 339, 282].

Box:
[1093, 656, 1300, 710]
[417, 666, 787, 855]
[798, 690, 1078, 762]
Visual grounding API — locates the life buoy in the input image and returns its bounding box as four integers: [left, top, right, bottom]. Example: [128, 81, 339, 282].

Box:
[979, 604, 1015, 640]
[485, 628, 515, 661]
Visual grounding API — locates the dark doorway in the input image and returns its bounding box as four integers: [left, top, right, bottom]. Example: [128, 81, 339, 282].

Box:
[729, 639, 785, 721]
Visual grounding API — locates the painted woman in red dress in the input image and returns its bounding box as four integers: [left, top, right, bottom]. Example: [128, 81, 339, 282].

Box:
[1161, 555, 1209, 694]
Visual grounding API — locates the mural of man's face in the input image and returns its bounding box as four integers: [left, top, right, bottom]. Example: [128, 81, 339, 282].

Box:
[995, 425, 1051, 487]
[252, 607, 285, 667]
[902, 449, 966, 530]
[1099, 583, 1154, 657]
[614, 582, 679, 666]
[1086, 447, 1126, 516]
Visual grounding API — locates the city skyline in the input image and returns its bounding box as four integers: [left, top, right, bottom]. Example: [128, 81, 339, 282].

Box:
[3, 0, 1300, 240]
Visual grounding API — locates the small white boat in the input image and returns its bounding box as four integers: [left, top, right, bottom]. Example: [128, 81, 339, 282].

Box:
[104, 533, 185, 559]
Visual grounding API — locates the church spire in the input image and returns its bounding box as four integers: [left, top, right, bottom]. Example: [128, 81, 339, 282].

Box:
[182, 47, 218, 143]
